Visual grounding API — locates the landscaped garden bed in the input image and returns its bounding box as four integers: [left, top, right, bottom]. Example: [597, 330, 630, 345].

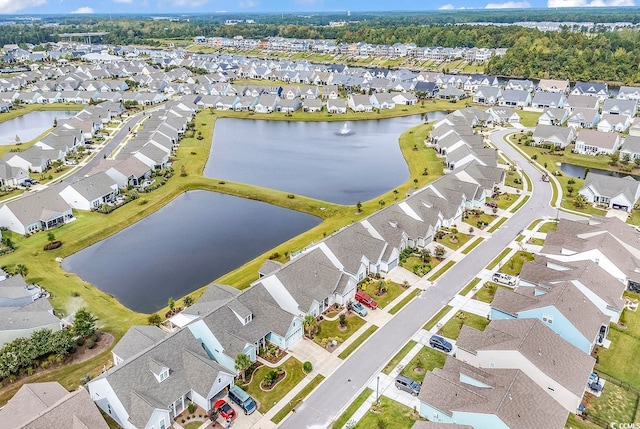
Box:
[259, 342, 287, 364]
[240, 357, 307, 413]
[313, 312, 366, 351]
[462, 209, 497, 229]
[400, 346, 447, 383]
[472, 282, 506, 304]
[499, 251, 535, 276]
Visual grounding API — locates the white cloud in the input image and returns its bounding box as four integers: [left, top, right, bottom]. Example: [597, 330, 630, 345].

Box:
[548, 0, 634, 5]
[238, 0, 259, 7]
[486, 0, 530, 7]
[0, 0, 46, 13]
[165, 0, 208, 6]
[439, 3, 456, 9]
[71, 6, 94, 13]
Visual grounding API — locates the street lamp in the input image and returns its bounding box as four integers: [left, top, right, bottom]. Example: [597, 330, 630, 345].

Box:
[376, 375, 380, 407]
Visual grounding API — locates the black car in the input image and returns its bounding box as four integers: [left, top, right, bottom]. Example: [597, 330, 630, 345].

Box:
[429, 335, 453, 353]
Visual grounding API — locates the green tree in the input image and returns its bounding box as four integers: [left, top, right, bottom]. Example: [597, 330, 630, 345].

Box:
[73, 308, 97, 338]
[47, 232, 56, 242]
[183, 295, 194, 307]
[574, 194, 588, 209]
[434, 245, 446, 259]
[50, 328, 75, 357]
[413, 178, 419, 188]
[148, 314, 162, 326]
[356, 201, 362, 213]
[14, 264, 28, 277]
[234, 353, 251, 383]
[303, 314, 316, 338]
[168, 297, 176, 312]
[378, 200, 386, 209]
[339, 313, 347, 327]
[393, 189, 398, 200]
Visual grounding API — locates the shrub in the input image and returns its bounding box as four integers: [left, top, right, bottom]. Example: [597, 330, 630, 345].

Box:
[90, 333, 98, 343]
[43, 241, 62, 251]
[287, 194, 295, 199]
[148, 314, 162, 326]
[86, 339, 95, 349]
[188, 402, 196, 414]
[303, 361, 313, 373]
[76, 337, 85, 346]
[339, 313, 347, 327]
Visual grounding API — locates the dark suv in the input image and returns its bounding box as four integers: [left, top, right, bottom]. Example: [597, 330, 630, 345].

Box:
[429, 335, 453, 353]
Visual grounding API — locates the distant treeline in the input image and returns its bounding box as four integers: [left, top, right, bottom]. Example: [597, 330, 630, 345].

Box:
[0, 12, 638, 83]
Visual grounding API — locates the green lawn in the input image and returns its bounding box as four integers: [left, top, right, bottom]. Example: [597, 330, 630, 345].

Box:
[272, 374, 325, 424]
[389, 289, 421, 315]
[463, 211, 497, 229]
[510, 195, 530, 213]
[338, 326, 378, 359]
[585, 383, 638, 425]
[504, 170, 524, 189]
[438, 232, 472, 251]
[500, 251, 535, 276]
[461, 237, 484, 254]
[515, 234, 525, 242]
[424, 306, 453, 331]
[355, 396, 421, 429]
[565, 414, 603, 429]
[516, 110, 542, 127]
[494, 193, 519, 210]
[240, 357, 307, 413]
[383, 340, 417, 375]
[313, 313, 366, 347]
[438, 312, 490, 340]
[487, 248, 511, 270]
[473, 282, 506, 303]
[400, 346, 447, 383]
[401, 256, 435, 277]
[487, 217, 507, 233]
[460, 277, 482, 296]
[538, 221, 558, 233]
[182, 422, 203, 429]
[332, 388, 373, 429]
[627, 208, 640, 226]
[427, 260, 455, 281]
[527, 237, 545, 246]
[372, 281, 405, 309]
[526, 219, 543, 230]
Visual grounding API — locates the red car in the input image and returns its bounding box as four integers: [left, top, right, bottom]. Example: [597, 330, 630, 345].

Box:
[355, 290, 378, 309]
[214, 399, 237, 421]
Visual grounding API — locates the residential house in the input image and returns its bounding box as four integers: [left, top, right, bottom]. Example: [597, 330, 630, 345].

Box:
[566, 108, 599, 129]
[537, 108, 569, 126]
[621, 135, 640, 161]
[321, 85, 340, 100]
[418, 357, 568, 429]
[505, 79, 535, 92]
[59, 172, 119, 211]
[531, 92, 566, 109]
[327, 98, 347, 114]
[574, 129, 620, 155]
[456, 318, 595, 412]
[617, 86, 640, 101]
[0, 383, 109, 429]
[0, 299, 62, 346]
[0, 159, 29, 187]
[472, 86, 502, 105]
[92, 157, 152, 189]
[254, 94, 280, 113]
[0, 187, 74, 234]
[302, 98, 323, 113]
[233, 96, 258, 111]
[571, 81, 609, 101]
[565, 94, 600, 112]
[369, 93, 396, 110]
[279, 98, 301, 113]
[602, 98, 638, 117]
[597, 113, 631, 133]
[348, 94, 373, 112]
[537, 79, 570, 94]
[414, 81, 439, 99]
[300, 85, 320, 99]
[87, 328, 235, 429]
[112, 326, 168, 366]
[392, 93, 418, 106]
[499, 89, 531, 108]
[539, 216, 640, 293]
[531, 125, 575, 149]
[279, 85, 301, 100]
[578, 173, 640, 212]
[214, 95, 239, 110]
[485, 107, 520, 125]
[3, 146, 54, 173]
[437, 87, 465, 101]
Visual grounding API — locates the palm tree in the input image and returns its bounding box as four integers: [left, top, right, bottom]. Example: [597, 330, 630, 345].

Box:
[356, 201, 362, 213]
[303, 314, 316, 338]
[234, 353, 251, 383]
[393, 189, 398, 200]
[15, 264, 28, 277]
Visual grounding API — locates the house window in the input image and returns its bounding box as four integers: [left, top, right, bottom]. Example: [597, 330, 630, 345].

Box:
[159, 369, 169, 381]
[244, 314, 252, 324]
[542, 313, 553, 324]
[160, 419, 166, 429]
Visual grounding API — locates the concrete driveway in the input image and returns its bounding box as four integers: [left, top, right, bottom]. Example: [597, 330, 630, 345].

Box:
[280, 128, 561, 429]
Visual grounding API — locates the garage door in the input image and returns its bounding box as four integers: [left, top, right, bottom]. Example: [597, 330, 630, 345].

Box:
[388, 259, 398, 270]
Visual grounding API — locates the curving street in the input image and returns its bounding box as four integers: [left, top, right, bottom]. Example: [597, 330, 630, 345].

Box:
[280, 128, 569, 429]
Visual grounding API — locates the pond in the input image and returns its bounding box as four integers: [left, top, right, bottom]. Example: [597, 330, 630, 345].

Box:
[0, 110, 78, 145]
[204, 112, 446, 205]
[62, 191, 321, 313]
[558, 163, 640, 181]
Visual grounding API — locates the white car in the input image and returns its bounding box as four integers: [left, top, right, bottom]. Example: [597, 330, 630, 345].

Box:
[492, 272, 517, 286]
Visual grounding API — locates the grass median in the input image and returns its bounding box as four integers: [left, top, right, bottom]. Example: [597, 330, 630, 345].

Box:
[271, 374, 325, 424]
[388, 289, 421, 315]
[338, 325, 378, 359]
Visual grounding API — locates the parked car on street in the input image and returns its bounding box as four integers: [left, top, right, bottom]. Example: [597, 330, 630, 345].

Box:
[355, 291, 378, 309]
[349, 301, 368, 317]
[429, 335, 453, 353]
[214, 399, 236, 420]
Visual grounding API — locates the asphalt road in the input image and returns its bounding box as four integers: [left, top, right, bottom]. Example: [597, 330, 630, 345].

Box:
[63, 112, 146, 183]
[280, 128, 562, 429]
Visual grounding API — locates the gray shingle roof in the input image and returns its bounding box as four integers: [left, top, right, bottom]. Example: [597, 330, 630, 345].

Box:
[0, 274, 30, 300]
[0, 298, 60, 331]
[581, 172, 639, 208]
[418, 357, 568, 429]
[66, 172, 117, 201]
[0, 383, 109, 429]
[457, 318, 595, 396]
[3, 188, 71, 226]
[112, 326, 167, 363]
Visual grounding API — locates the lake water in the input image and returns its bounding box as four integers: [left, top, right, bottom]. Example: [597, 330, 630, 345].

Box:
[559, 163, 640, 181]
[62, 191, 320, 313]
[204, 113, 446, 205]
[0, 110, 78, 145]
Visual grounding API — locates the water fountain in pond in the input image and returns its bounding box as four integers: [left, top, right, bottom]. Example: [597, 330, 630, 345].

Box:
[336, 122, 354, 136]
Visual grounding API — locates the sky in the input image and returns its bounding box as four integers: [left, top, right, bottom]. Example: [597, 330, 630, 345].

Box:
[0, 0, 636, 15]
